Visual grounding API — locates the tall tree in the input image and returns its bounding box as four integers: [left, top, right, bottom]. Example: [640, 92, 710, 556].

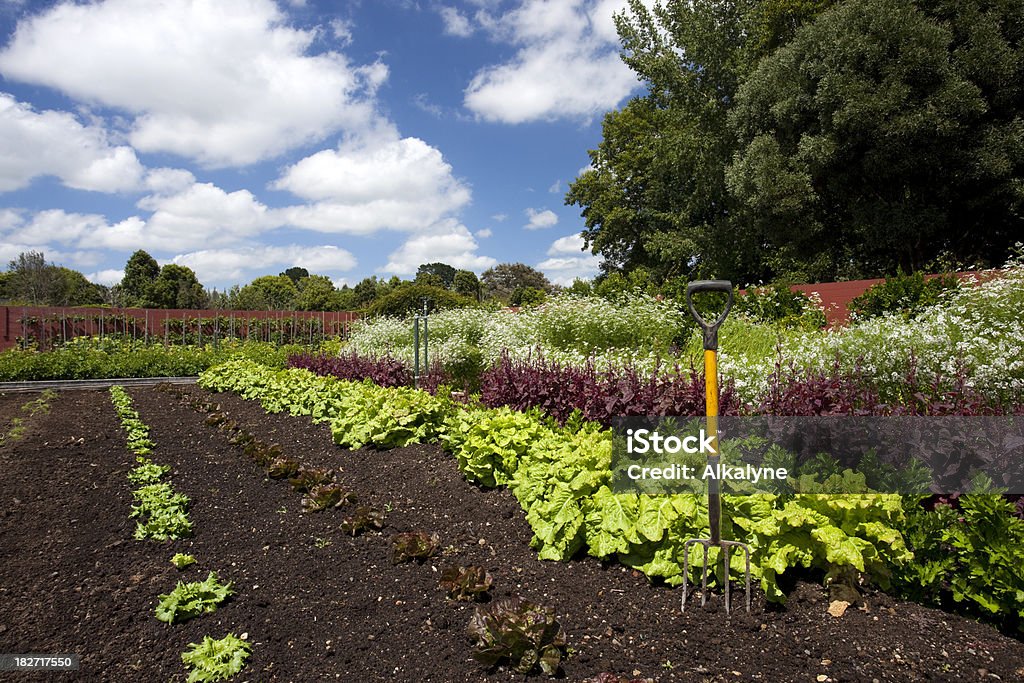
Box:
[566, 0, 835, 283]
[728, 0, 1024, 279]
[480, 263, 553, 301]
[295, 275, 340, 311]
[452, 269, 481, 299]
[232, 275, 298, 310]
[416, 262, 457, 289]
[121, 250, 160, 306]
[149, 264, 207, 309]
[6, 251, 53, 304]
[280, 266, 310, 286]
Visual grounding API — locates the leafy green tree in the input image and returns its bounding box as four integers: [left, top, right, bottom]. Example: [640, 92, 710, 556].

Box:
[121, 250, 160, 306]
[295, 275, 341, 311]
[351, 276, 384, 308]
[149, 264, 208, 309]
[232, 275, 298, 310]
[728, 0, 1024, 279]
[416, 262, 457, 289]
[5, 251, 52, 304]
[480, 263, 552, 301]
[452, 269, 481, 299]
[280, 266, 310, 286]
[366, 283, 474, 317]
[51, 267, 104, 306]
[566, 0, 834, 283]
[510, 286, 547, 307]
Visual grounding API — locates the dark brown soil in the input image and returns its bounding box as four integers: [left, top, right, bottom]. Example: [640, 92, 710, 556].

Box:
[2, 386, 1023, 682]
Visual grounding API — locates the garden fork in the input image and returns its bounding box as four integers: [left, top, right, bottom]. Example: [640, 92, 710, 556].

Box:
[681, 280, 751, 614]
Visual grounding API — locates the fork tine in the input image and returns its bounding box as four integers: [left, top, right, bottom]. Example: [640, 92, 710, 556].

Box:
[681, 542, 691, 613]
[700, 543, 709, 607]
[723, 543, 731, 615]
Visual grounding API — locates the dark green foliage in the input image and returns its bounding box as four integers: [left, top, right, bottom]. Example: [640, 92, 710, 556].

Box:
[439, 565, 493, 601]
[3, 251, 104, 306]
[453, 269, 481, 298]
[149, 264, 207, 309]
[569, 0, 1023, 284]
[231, 275, 298, 311]
[416, 262, 458, 289]
[510, 286, 546, 307]
[467, 597, 567, 675]
[895, 496, 1024, 631]
[849, 271, 961, 319]
[366, 283, 475, 317]
[280, 266, 309, 285]
[729, 0, 1024, 279]
[735, 283, 826, 328]
[480, 263, 553, 301]
[391, 530, 439, 564]
[122, 250, 160, 306]
[340, 506, 386, 535]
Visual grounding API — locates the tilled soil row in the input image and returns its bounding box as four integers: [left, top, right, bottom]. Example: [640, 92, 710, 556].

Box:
[2, 386, 1023, 682]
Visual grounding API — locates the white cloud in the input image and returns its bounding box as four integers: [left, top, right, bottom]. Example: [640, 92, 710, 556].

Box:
[382, 220, 496, 275]
[464, 0, 640, 123]
[475, 228, 493, 238]
[547, 233, 586, 255]
[0, 0, 386, 167]
[491, 213, 508, 222]
[1, 208, 114, 247]
[88, 268, 124, 286]
[548, 179, 562, 194]
[330, 18, 354, 46]
[143, 168, 196, 196]
[170, 244, 357, 284]
[538, 231, 599, 284]
[439, 6, 473, 37]
[0, 93, 144, 192]
[273, 131, 471, 235]
[131, 182, 277, 251]
[524, 207, 558, 230]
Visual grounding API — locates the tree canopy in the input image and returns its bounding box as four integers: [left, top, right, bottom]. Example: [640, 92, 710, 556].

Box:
[567, 0, 1024, 283]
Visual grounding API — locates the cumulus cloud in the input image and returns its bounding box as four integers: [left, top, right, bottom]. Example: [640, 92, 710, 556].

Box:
[439, 6, 473, 37]
[170, 244, 357, 284]
[0, 0, 386, 166]
[464, 0, 641, 123]
[475, 228, 493, 238]
[538, 232, 600, 284]
[547, 233, 587, 255]
[273, 130, 471, 235]
[524, 207, 558, 230]
[132, 183, 277, 251]
[382, 220, 496, 275]
[0, 93, 144, 192]
[87, 268, 125, 286]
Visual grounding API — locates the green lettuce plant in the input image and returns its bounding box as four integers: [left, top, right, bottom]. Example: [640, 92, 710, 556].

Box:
[180, 633, 250, 683]
[155, 571, 233, 624]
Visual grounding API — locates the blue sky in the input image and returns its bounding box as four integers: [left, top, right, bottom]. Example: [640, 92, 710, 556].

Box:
[0, 0, 646, 291]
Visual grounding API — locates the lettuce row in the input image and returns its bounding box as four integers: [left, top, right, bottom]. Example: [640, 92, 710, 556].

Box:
[199, 359, 910, 602]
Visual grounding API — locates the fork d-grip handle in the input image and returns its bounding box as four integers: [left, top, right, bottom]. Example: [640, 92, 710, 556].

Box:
[686, 280, 733, 351]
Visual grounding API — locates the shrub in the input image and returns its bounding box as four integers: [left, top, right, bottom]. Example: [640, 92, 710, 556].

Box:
[366, 284, 476, 317]
[849, 270, 961, 320]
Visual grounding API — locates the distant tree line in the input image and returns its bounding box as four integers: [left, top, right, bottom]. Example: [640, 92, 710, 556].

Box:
[0, 250, 562, 316]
